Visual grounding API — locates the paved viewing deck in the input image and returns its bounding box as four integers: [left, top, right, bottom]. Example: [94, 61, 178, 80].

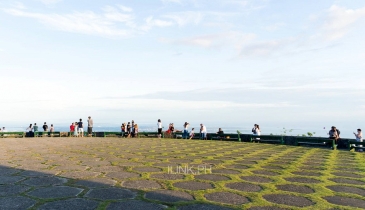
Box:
[0, 138, 365, 209]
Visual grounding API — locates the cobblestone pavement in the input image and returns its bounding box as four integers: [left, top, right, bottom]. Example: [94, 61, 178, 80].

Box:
[1, 138, 365, 209]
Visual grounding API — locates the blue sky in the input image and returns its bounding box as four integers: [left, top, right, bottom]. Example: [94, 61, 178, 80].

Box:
[0, 0, 364, 129]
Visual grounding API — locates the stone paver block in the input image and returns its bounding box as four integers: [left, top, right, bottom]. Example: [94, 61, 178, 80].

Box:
[261, 166, 283, 170]
[75, 178, 117, 188]
[284, 177, 321, 184]
[0, 185, 31, 196]
[252, 170, 280, 176]
[324, 196, 365, 208]
[85, 188, 136, 200]
[249, 207, 288, 210]
[205, 192, 249, 205]
[19, 171, 56, 177]
[27, 186, 83, 199]
[276, 184, 314, 194]
[0, 196, 36, 210]
[22, 177, 68, 186]
[226, 182, 262, 192]
[329, 178, 365, 185]
[0, 176, 24, 185]
[60, 171, 100, 179]
[212, 169, 241, 174]
[133, 167, 162, 172]
[38, 198, 99, 210]
[291, 171, 321, 177]
[54, 165, 88, 171]
[122, 180, 162, 190]
[89, 166, 124, 172]
[224, 164, 249, 169]
[150, 173, 185, 180]
[106, 171, 140, 179]
[178, 204, 233, 210]
[107, 200, 166, 210]
[240, 176, 273, 183]
[263, 194, 314, 207]
[0, 168, 20, 175]
[173, 181, 214, 190]
[145, 190, 194, 203]
[195, 174, 230, 181]
[326, 185, 365, 196]
[332, 172, 363, 179]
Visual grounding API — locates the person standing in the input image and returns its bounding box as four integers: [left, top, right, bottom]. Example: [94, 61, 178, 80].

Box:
[87, 116, 93, 137]
[252, 124, 257, 135]
[134, 124, 139, 138]
[121, 123, 126, 138]
[2, 127, 6, 132]
[126, 122, 131, 138]
[183, 122, 189, 139]
[33, 123, 38, 132]
[43, 122, 48, 132]
[74, 122, 79, 137]
[201, 124, 207, 140]
[353, 129, 363, 152]
[70, 122, 75, 137]
[78, 119, 84, 137]
[157, 119, 162, 138]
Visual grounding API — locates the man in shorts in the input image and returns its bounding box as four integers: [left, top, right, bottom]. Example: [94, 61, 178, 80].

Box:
[78, 119, 84, 137]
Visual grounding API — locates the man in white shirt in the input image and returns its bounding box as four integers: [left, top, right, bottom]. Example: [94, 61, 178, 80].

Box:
[2, 127, 7, 132]
[201, 124, 207, 140]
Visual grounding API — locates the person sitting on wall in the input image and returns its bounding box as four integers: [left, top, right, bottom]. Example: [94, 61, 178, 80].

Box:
[216, 128, 224, 140]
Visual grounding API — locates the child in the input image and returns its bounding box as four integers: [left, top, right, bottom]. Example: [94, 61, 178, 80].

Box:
[189, 128, 195, 140]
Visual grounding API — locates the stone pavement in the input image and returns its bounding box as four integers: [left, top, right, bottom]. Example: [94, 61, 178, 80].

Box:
[0, 138, 365, 209]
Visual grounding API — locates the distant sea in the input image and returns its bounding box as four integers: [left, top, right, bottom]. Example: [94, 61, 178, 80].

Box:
[2, 125, 357, 139]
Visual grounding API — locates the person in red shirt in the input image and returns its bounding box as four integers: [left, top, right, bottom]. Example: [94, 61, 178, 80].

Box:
[70, 122, 75, 136]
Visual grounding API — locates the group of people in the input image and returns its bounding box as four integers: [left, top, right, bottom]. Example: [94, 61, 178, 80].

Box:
[160, 120, 208, 140]
[120, 120, 139, 138]
[25, 122, 54, 137]
[0, 127, 7, 132]
[69, 117, 93, 137]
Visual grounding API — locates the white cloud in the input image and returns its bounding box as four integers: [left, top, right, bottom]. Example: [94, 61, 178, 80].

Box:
[38, 0, 62, 5]
[102, 6, 134, 23]
[117, 5, 133, 12]
[161, 0, 182, 4]
[145, 16, 174, 28]
[162, 31, 256, 51]
[323, 5, 365, 41]
[264, 22, 285, 31]
[163, 11, 203, 26]
[4, 8, 130, 37]
[3, 5, 177, 38]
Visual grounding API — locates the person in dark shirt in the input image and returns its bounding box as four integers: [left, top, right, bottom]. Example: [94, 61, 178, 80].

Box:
[216, 128, 224, 140]
[42, 122, 48, 132]
[127, 122, 131, 138]
[78, 119, 84, 137]
[216, 128, 224, 135]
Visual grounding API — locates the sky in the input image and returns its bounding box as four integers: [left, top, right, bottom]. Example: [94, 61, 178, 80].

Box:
[0, 0, 364, 130]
